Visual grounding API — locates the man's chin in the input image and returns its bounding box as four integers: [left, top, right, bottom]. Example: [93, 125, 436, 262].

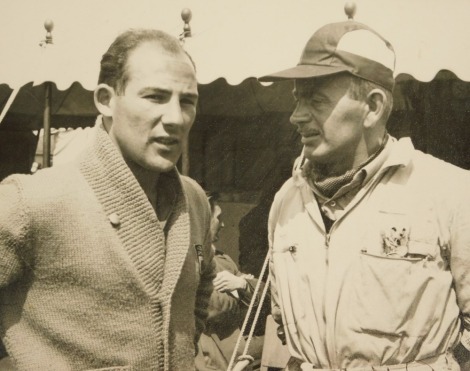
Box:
[153, 165, 176, 173]
[303, 145, 331, 164]
[145, 157, 179, 173]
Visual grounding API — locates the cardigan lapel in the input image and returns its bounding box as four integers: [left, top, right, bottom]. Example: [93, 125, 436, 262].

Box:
[157, 171, 190, 304]
[77, 122, 189, 300]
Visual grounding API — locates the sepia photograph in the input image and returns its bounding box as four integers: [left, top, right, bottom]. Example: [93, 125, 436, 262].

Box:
[0, 0, 469, 370]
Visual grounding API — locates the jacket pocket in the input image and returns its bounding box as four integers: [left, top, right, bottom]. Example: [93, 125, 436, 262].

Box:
[339, 248, 452, 339]
[272, 236, 307, 324]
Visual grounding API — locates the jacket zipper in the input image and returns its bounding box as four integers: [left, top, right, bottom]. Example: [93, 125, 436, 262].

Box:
[323, 227, 336, 367]
[324, 232, 331, 264]
[322, 172, 388, 368]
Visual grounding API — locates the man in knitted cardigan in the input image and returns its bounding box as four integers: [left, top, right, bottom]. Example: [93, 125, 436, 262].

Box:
[0, 29, 215, 370]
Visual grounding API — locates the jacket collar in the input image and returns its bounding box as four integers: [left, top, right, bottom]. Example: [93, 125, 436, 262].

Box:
[292, 135, 416, 188]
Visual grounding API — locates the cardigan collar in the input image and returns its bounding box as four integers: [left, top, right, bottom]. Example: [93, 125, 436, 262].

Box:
[77, 117, 191, 368]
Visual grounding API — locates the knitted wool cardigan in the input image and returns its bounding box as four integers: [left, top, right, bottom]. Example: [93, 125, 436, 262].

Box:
[0, 123, 215, 371]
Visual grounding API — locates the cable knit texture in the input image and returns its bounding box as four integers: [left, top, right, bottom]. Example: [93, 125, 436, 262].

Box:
[0, 122, 214, 371]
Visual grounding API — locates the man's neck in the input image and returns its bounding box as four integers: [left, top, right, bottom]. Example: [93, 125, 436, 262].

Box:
[312, 134, 387, 179]
[127, 160, 176, 226]
[126, 160, 160, 209]
[102, 117, 174, 224]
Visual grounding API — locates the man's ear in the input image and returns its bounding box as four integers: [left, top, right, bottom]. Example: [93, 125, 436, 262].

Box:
[94, 84, 115, 117]
[364, 89, 386, 129]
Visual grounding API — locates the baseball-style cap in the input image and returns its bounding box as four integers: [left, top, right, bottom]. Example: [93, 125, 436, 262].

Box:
[259, 20, 396, 91]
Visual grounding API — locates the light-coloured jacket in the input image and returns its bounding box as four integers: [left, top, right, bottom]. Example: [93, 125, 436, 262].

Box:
[0, 122, 215, 371]
[268, 137, 470, 369]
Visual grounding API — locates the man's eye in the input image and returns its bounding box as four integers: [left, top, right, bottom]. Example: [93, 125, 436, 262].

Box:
[181, 98, 197, 106]
[145, 94, 166, 102]
[310, 96, 327, 104]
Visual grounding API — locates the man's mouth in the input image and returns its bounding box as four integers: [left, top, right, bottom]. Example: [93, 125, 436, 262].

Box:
[299, 129, 320, 138]
[154, 136, 180, 146]
[299, 129, 320, 145]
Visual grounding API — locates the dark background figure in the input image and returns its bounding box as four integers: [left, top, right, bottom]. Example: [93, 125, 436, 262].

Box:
[0, 341, 6, 358]
[238, 165, 292, 339]
[196, 193, 264, 371]
[238, 172, 289, 278]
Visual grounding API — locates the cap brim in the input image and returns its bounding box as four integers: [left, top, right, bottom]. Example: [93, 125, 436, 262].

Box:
[258, 64, 351, 82]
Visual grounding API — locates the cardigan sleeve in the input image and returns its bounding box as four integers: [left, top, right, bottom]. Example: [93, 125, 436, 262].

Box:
[183, 179, 216, 346]
[0, 179, 29, 288]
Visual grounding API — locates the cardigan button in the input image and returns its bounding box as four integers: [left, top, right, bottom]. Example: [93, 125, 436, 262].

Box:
[108, 213, 121, 227]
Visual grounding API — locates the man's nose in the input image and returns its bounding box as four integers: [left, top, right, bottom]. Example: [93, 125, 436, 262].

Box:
[162, 98, 185, 127]
[290, 100, 312, 126]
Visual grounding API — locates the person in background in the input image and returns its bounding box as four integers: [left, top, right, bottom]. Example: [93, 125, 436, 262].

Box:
[260, 12, 470, 371]
[238, 171, 291, 342]
[239, 170, 291, 279]
[0, 28, 215, 370]
[196, 193, 263, 371]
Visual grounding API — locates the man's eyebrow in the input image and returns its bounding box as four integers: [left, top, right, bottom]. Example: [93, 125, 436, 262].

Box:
[296, 84, 327, 98]
[138, 87, 171, 95]
[292, 86, 314, 97]
[181, 92, 199, 99]
[138, 87, 198, 99]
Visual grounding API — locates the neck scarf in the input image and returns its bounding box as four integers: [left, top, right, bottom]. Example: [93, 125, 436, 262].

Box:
[310, 136, 388, 198]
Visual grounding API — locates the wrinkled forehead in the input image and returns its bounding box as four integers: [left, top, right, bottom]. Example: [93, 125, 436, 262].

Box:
[293, 73, 353, 95]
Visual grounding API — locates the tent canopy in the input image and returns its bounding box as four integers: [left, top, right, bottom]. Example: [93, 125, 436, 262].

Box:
[1, 0, 469, 188]
[0, 72, 422, 130]
[1, 0, 470, 90]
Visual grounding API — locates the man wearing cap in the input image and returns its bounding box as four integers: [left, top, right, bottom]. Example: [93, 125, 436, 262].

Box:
[260, 18, 470, 371]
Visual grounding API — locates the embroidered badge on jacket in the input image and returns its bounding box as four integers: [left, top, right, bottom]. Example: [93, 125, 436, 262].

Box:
[381, 225, 410, 257]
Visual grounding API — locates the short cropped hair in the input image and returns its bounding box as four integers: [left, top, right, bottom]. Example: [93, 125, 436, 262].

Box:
[348, 75, 394, 123]
[98, 28, 195, 95]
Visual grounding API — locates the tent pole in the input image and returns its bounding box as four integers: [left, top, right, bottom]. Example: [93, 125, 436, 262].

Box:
[0, 87, 20, 126]
[40, 19, 54, 169]
[42, 82, 52, 168]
